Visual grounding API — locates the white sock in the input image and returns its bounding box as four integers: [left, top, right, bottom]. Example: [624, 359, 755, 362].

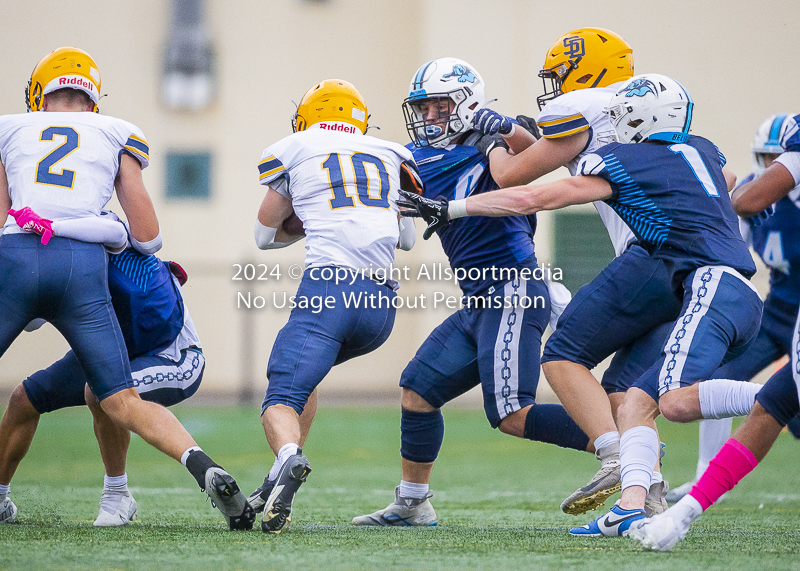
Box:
[620, 426, 659, 492]
[104, 473, 128, 492]
[699, 379, 762, 419]
[267, 457, 282, 481]
[594, 431, 620, 453]
[398, 480, 429, 499]
[0, 483, 9, 499]
[696, 418, 732, 479]
[272, 443, 300, 476]
[180, 446, 202, 466]
[650, 471, 663, 486]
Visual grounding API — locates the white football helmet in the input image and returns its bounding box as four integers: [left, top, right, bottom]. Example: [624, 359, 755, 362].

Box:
[751, 113, 795, 175]
[605, 74, 693, 144]
[402, 57, 486, 148]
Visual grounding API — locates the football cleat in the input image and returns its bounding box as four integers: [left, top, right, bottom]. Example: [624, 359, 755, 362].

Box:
[561, 459, 621, 515]
[569, 501, 646, 537]
[8, 207, 54, 245]
[0, 497, 18, 524]
[261, 451, 311, 534]
[247, 476, 275, 514]
[352, 487, 437, 527]
[94, 490, 138, 527]
[627, 514, 688, 551]
[627, 494, 702, 551]
[644, 481, 669, 517]
[665, 480, 694, 504]
[203, 467, 255, 531]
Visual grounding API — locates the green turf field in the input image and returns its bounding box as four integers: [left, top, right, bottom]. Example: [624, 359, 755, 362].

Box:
[0, 404, 798, 570]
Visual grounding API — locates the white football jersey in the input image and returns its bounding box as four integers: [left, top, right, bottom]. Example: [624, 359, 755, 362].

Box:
[258, 125, 413, 271]
[0, 111, 149, 234]
[538, 84, 636, 257]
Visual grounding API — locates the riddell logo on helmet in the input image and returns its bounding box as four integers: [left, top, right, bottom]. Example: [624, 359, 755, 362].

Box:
[318, 122, 358, 133]
[58, 76, 95, 91]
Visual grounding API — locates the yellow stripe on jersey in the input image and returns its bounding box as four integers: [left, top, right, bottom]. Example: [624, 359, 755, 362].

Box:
[537, 113, 585, 127]
[544, 124, 591, 138]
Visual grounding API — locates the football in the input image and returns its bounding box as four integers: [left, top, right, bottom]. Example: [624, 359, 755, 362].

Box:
[282, 212, 305, 236]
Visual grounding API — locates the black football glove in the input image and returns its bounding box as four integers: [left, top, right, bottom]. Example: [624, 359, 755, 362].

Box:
[515, 115, 541, 139]
[476, 132, 509, 157]
[397, 190, 451, 240]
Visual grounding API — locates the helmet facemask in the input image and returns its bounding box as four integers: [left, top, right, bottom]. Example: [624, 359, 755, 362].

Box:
[537, 60, 578, 111]
[403, 89, 472, 148]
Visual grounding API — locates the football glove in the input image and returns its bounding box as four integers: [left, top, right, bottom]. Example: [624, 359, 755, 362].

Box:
[476, 132, 509, 157]
[398, 190, 451, 240]
[747, 204, 775, 227]
[472, 108, 514, 136]
[515, 114, 541, 139]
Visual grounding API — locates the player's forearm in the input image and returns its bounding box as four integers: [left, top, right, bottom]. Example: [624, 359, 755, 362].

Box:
[731, 162, 796, 217]
[53, 217, 128, 250]
[503, 127, 536, 155]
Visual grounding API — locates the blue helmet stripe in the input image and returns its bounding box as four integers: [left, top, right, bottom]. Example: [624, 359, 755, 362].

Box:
[413, 60, 435, 92]
[768, 114, 789, 146]
[674, 79, 694, 134]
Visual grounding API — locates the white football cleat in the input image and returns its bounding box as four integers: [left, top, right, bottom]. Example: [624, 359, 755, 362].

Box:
[0, 497, 18, 524]
[94, 490, 138, 527]
[352, 487, 437, 527]
[628, 495, 703, 551]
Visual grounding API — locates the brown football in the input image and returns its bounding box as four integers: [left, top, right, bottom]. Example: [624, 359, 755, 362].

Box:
[282, 212, 305, 236]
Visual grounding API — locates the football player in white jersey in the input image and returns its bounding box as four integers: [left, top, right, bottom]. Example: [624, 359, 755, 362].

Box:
[0, 47, 254, 530]
[469, 29, 676, 517]
[247, 79, 418, 533]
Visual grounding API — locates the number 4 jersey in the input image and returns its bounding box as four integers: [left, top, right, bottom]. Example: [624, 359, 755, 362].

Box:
[258, 127, 413, 271]
[0, 112, 149, 233]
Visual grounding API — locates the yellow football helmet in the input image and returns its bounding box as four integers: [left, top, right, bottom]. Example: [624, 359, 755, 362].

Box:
[26, 47, 101, 112]
[292, 79, 368, 135]
[537, 28, 633, 110]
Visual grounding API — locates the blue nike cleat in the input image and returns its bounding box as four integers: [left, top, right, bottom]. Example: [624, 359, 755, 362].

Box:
[569, 501, 646, 537]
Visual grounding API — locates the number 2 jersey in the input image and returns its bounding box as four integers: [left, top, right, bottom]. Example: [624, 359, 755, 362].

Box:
[576, 135, 756, 282]
[0, 111, 149, 234]
[258, 127, 412, 271]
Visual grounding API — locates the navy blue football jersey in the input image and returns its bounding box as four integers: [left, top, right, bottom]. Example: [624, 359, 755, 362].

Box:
[108, 249, 185, 359]
[741, 172, 800, 305]
[409, 136, 538, 297]
[783, 114, 800, 152]
[577, 135, 756, 281]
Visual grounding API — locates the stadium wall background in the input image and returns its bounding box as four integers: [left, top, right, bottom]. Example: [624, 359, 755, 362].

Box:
[0, 0, 792, 402]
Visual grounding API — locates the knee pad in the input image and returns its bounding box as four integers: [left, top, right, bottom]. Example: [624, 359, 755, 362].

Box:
[400, 408, 444, 464]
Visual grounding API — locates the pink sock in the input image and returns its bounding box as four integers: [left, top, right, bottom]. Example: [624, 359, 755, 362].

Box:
[689, 438, 758, 511]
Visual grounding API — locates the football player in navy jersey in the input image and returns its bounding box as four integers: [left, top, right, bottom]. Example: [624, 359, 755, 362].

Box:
[667, 113, 800, 503]
[628, 112, 800, 551]
[400, 74, 764, 537]
[353, 58, 591, 527]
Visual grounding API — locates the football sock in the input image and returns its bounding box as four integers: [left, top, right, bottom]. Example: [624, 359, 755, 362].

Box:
[620, 426, 659, 492]
[267, 457, 281, 481]
[398, 480, 429, 499]
[0, 483, 9, 499]
[183, 448, 221, 489]
[696, 418, 732, 479]
[400, 408, 444, 464]
[100, 473, 129, 514]
[523, 403, 590, 451]
[104, 473, 128, 491]
[594, 431, 620, 455]
[699, 379, 762, 419]
[689, 438, 758, 511]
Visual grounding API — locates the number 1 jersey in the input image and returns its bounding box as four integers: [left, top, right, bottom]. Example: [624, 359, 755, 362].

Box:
[258, 127, 413, 271]
[0, 111, 149, 233]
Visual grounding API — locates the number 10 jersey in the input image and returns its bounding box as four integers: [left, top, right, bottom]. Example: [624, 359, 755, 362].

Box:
[258, 127, 413, 271]
[0, 111, 149, 233]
